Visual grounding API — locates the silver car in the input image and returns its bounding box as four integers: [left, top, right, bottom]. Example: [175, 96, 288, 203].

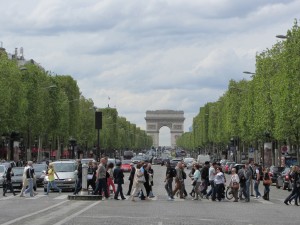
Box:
[43, 161, 77, 192]
[0, 165, 7, 188]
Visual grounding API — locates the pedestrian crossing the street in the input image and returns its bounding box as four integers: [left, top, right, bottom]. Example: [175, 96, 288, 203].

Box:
[0, 193, 281, 204]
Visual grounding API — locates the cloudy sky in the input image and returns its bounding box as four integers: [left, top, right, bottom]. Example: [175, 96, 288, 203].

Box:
[1, 0, 299, 146]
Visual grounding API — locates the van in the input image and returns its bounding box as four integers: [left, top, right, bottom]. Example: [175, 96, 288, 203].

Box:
[43, 161, 77, 192]
[197, 155, 211, 165]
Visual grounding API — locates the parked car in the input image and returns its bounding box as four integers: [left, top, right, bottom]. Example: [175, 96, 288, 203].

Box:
[269, 166, 285, 183]
[43, 161, 77, 192]
[276, 167, 292, 191]
[121, 160, 132, 172]
[107, 158, 117, 167]
[33, 163, 48, 187]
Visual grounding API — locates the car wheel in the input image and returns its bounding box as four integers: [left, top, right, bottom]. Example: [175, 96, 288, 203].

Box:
[44, 187, 47, 192]
[282, 185, 286, 190]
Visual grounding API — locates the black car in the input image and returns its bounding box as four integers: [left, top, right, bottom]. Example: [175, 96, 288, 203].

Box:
[269, 166, 285, 183]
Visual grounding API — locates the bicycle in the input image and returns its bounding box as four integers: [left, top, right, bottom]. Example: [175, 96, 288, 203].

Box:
[225, 186, 234, 200]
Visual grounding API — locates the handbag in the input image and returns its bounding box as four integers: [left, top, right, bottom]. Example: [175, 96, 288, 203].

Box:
[137, 174, 146, 183]
[192, 180, 197, 186]
[231, 182, 239, 189]
[263, 179, 272, 185]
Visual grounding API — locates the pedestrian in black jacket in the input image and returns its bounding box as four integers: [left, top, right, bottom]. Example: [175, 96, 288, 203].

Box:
[113, 161, 126, 200]
[3, 167, 16, 196]
[126, 163, 136, 196]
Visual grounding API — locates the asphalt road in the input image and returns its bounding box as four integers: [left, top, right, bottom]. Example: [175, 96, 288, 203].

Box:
[0, 165, 299, 225]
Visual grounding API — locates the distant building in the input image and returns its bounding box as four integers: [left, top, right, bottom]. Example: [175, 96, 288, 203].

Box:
[0, 44, 44, 70]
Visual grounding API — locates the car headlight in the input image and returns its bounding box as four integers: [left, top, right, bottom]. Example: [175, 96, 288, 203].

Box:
[44, 176, 49, 182]
[66, 178, 75, 182]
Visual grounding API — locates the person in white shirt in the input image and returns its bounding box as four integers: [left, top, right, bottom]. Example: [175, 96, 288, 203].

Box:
[19, 162, 29, 197]
[206, 162, 217, 200]
[230, 168, 240, 202]
[214, 167, 225, 201]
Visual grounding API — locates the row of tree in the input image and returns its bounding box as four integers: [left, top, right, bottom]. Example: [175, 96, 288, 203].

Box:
[176, 20, 300, 163]
[0, 49, 152, 161]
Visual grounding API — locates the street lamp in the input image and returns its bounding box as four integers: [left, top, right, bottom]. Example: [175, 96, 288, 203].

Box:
[276, 35, 287, 39]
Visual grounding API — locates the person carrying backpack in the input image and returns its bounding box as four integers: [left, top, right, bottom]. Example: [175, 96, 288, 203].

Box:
[164, 161, 175, 200]
[238, 165, 246, 200]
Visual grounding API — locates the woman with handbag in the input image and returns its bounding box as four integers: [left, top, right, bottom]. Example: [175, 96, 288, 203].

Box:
[229, 168, 240, 202]
[262, 168, 271, 200]
[192, 164, 202, 200]
[130, 163, 149, 202]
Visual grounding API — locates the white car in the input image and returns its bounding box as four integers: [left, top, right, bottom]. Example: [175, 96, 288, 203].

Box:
[43, 161, 77, 192]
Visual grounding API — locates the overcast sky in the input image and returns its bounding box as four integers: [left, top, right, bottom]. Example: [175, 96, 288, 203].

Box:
[1, 0, 299, 146]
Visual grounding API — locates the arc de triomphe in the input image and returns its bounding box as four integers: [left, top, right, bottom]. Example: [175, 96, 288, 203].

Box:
[145, 110, 185, 148]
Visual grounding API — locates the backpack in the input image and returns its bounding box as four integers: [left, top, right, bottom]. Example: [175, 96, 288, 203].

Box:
[169, 168, 177, 178]
[238, 171, 246, 184]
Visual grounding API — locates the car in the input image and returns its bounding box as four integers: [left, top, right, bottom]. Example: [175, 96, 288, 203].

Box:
[170, 158, 182, 168]
[0, 165, 7, 188]
[123, 150, 134, 160]
[233, 163, 245, 173]
[152, 157, 163, 165]
[183, 157, 195, 169]
[107, 158, 117, 167]
[121, 160, 132, 172]
[197, 155, 210, 166]
[223, 162, 236, 174]
[33, 164, 48, 187]
[161, 155, 172, 166]
[43, 161, 77, 192]
[81, 158, 96, 165]
[269, 166, 285, 183]
[131, 156, 145, 164]
[10, 167, 25, 189]
[276, 167, 292, 191]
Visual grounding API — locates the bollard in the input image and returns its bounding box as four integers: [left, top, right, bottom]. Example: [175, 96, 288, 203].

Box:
[80, 163, 88, 195]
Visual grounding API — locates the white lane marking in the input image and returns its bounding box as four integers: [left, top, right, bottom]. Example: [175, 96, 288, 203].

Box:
[53, 201, 100, 225]
[1, 200, 69, 225]
[54, 195, 68, 200]
[0, 195, 16, 200]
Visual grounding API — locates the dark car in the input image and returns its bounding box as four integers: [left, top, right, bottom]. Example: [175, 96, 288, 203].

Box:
[276, 167, 292, 191]
[152, 157, 163, 165]
[170, 158, 182, 168]
[233, 164, 245, 173]
[269, 166, 285, 183]
[33, 164, 48, 187]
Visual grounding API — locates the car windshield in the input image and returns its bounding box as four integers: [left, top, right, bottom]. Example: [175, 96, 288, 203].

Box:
[33, 164, 46, 172]
[122, 160, 131, 164]
[53, 163, 76, 172]
[12, 168, 24, 176]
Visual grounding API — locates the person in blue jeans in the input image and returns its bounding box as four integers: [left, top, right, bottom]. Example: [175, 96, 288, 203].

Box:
[45, 163, 62, 195]
[24, 161, 35, 197]
[253, 164, 262, 199]
[243, 163, 253, 202]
